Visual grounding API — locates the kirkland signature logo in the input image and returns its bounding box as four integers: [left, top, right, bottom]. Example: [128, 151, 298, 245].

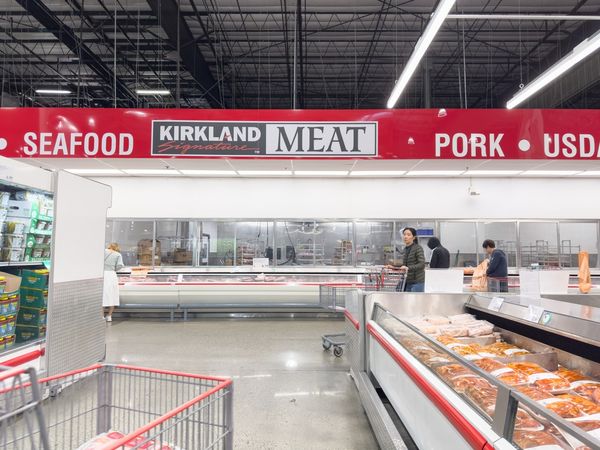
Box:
[151, 121, 378, 157]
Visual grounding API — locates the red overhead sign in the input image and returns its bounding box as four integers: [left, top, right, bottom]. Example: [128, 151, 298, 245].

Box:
[1, 108, 600, 160]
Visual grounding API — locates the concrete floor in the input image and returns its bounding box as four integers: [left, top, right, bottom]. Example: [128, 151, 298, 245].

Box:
[105, 318, 379, 450]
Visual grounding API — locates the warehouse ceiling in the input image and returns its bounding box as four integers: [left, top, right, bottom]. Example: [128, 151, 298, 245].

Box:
[1, 0, 600, 110]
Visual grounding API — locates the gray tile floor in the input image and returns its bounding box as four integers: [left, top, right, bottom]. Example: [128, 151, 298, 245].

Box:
[105, 318, 378, 450]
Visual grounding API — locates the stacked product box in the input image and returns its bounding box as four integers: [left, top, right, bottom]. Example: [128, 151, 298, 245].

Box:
[16, 269, 49, 344]
[0, 271, 21, 351]
[1, 191, 53, 264]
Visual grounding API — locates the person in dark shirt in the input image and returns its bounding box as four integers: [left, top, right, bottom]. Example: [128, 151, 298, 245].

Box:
[427, 237, 450, 269]
[482, 239, 508, 292]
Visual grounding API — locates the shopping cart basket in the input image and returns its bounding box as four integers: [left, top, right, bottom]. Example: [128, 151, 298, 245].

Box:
[363, 268, 407, 292]
[319, 284, 361, 357]
[0, 363, 233, 450]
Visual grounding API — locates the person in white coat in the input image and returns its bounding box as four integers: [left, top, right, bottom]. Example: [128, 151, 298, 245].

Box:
[104, 243, 124, 322]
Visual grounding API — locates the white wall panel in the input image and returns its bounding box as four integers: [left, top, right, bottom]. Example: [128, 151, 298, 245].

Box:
[97, 176, 600, 220]
[53, 172, 112, 282]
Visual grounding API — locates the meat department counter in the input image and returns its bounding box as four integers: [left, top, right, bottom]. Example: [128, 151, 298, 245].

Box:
[343, 290, 600, 450]
[116, 267, 364, 315]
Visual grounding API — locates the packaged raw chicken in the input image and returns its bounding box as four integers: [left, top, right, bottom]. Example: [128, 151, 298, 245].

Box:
[466, 320, 495, 337]
[473, 358, 528, 386]
[512, 430, 565, 449]
[464, 384, 543, 431]
[437, 324, 469, 337]
[516, 385, 554, 401]
[411, 321, 440, 334]
[482, 342, 530, 357]
[423, 315, 450, 325]
[448, 313, 477, 324]
[556, 394, 600, 415]
[538, 397, 586, 419]
[572, 381, 600, 404]
[508, 362, 571, 392]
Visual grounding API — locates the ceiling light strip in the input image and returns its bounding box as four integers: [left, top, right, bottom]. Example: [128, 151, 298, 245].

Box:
[507, 30, 600, 109]
[387, 0, 456, 108]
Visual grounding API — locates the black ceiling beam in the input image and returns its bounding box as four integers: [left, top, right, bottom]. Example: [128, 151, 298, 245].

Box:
[147, 0, 223, 108]
[14, 0, 136, 105]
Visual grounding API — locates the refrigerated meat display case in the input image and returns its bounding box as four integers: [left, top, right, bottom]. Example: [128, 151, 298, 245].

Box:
[117, 269, 363, 315]
[349, 291, 600, 450]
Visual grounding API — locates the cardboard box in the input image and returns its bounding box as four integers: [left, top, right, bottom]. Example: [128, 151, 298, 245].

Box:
[15, 324, 46, 343]
[173, 249, 192, 264]
[20, 288, 47, 308]
[0, 271, 22, 294]
[17, 306, 47, 326]
[20, 269, 49, 289]
[6, 200, 39, 219]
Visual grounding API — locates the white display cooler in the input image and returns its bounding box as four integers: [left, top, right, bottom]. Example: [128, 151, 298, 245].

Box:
[348, 291, 600, 450]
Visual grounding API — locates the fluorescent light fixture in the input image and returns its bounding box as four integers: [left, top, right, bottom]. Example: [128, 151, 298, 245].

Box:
[123, 169, 182, 175]
[180, 170, 237, 176]
[507, 29, 600, 109]
[135, 89, 171, 96]
[350, 170, 406, 176]
[35, 89, 71, 95]
[66, 169, 123, 175]
[386, 0, 456, 108]
[521, 170, 580, 176]
[237, 170, 292, 176]
[405, 170, 463, 176]
[463, 170, 522, 176]
[576, 171, 600, 176]
[294, 171, 349, 176]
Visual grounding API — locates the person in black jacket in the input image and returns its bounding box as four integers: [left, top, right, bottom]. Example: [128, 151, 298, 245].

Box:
[427, 237, 450, 269]
[482, 239, 508, 292]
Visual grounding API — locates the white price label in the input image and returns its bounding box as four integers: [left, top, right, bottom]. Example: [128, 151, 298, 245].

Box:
[527, 305, 545, 323]
[489, 297, 504, 311]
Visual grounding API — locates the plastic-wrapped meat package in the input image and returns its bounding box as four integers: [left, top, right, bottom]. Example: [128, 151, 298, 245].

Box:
[437, 324, 469, 337]
[517, 385, 554, 401]
[447, 343, 483, 360]
[434, 364, 488, 393]
[423, 315, 450, 325]
[466, 320, 495, 337]
[412, 348, 452, 367]
[556, 394, 600, 415]
[537, 397, 585, 419]
[413, 322, 440, 334]
[463, 384, 543, 431]
[436, 335, 459, 346]
[481, 342, 530, 357]
[572, 381, 600, 404]
[473, 358, 528, 386]
[554, 367, 590, 384]
[507, 362, 571, 392]
[448, 313, 477, 324]
[512, 430, 565, 449]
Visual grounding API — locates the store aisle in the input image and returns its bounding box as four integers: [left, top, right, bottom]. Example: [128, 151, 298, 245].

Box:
[105, 319, 378, 450]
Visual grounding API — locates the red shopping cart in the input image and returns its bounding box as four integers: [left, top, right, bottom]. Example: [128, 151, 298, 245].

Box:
[363, 267, 407, 292]
[0, 363, 233, 449]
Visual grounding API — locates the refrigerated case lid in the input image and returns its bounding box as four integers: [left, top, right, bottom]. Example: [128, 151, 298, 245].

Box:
[466, 294, 600, 347]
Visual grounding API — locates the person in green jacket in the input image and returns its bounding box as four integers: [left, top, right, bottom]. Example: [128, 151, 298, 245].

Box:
[397, 227, 426, 292]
